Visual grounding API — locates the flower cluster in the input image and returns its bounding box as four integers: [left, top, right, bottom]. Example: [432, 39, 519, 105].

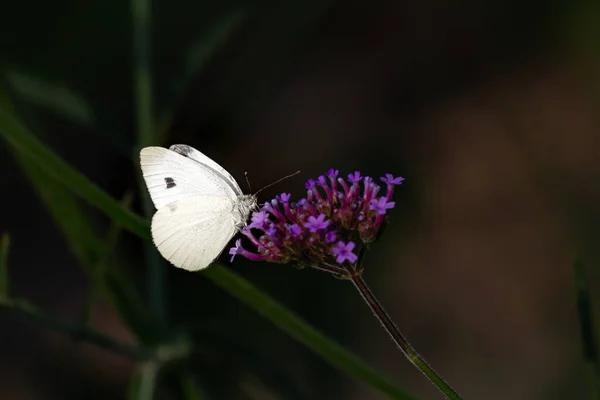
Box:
[229, 170, 404, 267]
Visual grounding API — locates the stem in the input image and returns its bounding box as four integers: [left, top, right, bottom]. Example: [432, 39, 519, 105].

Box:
[311, 262, 348, 276]
[0, 297, 146, 360]
[574, 259, 600, 399]
[132, 0, 168, 336]
[344, 265, 463, 400]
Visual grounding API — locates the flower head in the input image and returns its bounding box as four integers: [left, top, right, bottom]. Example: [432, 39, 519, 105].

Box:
[230, 169, 403, 267]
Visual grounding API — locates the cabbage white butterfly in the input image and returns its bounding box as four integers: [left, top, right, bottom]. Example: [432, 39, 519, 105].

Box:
[140, 144, 258, 271]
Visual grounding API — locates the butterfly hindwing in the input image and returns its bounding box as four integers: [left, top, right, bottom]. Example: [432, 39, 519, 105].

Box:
[151, 195, 238, 271]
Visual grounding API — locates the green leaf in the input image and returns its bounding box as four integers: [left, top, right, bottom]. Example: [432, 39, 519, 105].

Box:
[0, 233, 10, 298]
[0, 104, 416, 400]
[0, 85, 152, 341]
[155, 9, 246, 149]
[7, 70, 95, 126]
[0, 105, 149, 239]
[180, 373, 207, 400]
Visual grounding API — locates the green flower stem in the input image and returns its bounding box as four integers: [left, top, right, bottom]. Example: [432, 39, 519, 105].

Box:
[0, 297, 146, 360]
[311, 262, 347, 276]
[345, 266, 463, 400]
[132, 0, 167, 336]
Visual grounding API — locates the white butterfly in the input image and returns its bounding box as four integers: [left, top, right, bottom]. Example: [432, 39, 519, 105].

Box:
[139, 144, 257, 271]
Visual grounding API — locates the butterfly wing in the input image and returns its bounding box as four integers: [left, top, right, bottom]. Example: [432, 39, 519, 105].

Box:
[168, 144, 242, 194]
[140, 146, 240, 209]
[151, 195, 238, 271]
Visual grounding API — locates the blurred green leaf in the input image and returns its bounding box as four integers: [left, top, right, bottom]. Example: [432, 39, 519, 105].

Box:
[6, 70, 94, 126]
[0, 105, 149, 239]
[0, 233, 9, 298]
[132, 0, 168, 338]
[180, 373, 207, 400]
[156, 8, 246, 144]
[0, 103, 416, 400]
[0, 86, 152, 341]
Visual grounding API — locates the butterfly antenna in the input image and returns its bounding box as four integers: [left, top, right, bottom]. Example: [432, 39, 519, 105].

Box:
[254, 170, 301, 195]
[244, 171, 252, 192]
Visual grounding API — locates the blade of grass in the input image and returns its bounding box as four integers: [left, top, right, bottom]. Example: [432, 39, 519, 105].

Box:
[0, 297, 145, 360]
[0, 87, 152, 340]
[0, 233, 10, 298]
[0, 106, 148, 238]
[0, 107, 416, 400]
[132, 0, 167, 338]
[204, 266, 416, 400]
[575, 259, 600, 399]
[81, 192, 134, 326]
[155, 9, 246, 143]
[6, 69, 132, 156]
[6, 70, 94, 126]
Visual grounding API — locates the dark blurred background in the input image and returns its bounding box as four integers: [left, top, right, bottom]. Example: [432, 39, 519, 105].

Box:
[2, 0, 600, 399]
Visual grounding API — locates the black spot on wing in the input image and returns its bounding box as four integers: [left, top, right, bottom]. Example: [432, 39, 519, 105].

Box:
[165, 177, 176, 189]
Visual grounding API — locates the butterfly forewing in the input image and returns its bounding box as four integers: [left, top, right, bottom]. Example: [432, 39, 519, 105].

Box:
[140, 146, 238, 209]
[168, 144, 242, 194]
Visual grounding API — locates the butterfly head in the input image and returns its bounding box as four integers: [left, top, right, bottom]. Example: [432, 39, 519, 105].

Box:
[237, 194, 259, 220]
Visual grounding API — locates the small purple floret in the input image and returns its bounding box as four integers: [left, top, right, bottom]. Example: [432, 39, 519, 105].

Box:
[304, 214, 330, 232]
[370, 197, 396, 215]
[332, 241, 358, 264]
[381, 174, 404, 185]
[325, 231, 336, 243]
[229, 239, 244, 262]
[277, 192, 291, 202]
[327, 169, 339, 179]
[289, 224, 302, 237]
[250, 211, 269, 228]
[348, 171, 362, 183]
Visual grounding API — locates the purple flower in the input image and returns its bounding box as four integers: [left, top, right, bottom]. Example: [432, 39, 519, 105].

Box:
[304, 213, 330, 232]
[229, 239, 265, 262]
[289, 224, 302, 237]
[277, 192, 291, 202]
[265, 223, 277, 237]
[381, 174, 404, 185]
[229, 239, 244, 262]
[327, 169, 339, 179]
[370, 197, 396, 215]
[332, 241, 358, 264]
[232, 168, 402, 267]
[348, 171, 362, 183]
[250, 211, 269, 228]
[325, 231, 336, 243]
